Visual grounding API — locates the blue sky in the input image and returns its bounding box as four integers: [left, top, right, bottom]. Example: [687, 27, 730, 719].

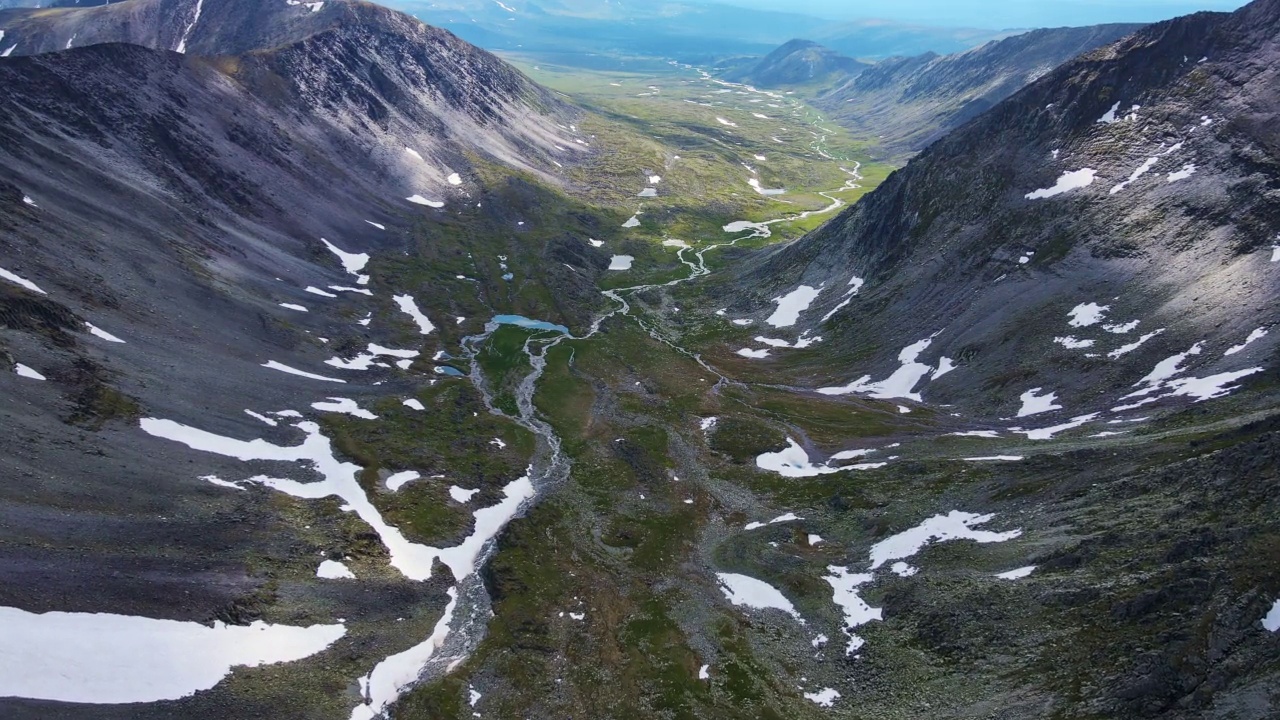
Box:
[709, 0, 1250, 28]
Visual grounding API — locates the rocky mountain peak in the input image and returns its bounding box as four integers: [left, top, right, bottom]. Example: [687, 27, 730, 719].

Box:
[724, 36, 870, 88]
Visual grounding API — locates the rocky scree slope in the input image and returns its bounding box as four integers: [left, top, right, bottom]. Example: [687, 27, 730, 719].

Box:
[726, 0, 1280, 428]
[814, 23, 1143, 157]
[0, 1, 612, 717]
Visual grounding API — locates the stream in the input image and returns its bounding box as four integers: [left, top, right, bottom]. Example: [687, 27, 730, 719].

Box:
[393, 67, 867, 710]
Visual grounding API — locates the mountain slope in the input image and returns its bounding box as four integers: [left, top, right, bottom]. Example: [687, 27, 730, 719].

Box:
[634, 2, 1280, 715]
[0, 0, 583, 178]
[722, 38, 870, 88]
[0, 1, 611, 717]
[816, 23, 1144, 156]
[731, 0, 1279, 440]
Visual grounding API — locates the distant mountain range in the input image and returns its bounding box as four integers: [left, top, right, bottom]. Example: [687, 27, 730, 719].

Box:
[388, 0, 1015, 67]
[724, 24, 1141, 156]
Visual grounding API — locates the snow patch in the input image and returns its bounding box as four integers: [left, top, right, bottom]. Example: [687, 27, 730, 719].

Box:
[869, 511, 1021, 570]
[406, 195, 444, 208]
[317, 560, 355, 580]
[244, 410, 277, 427]
[743, 512, 802, 531]
[14, 363, 45, 380]
[1054, 336, 1095, 349]
[804, 688, 841, 707]
[1010, 413, 1099, 440]
[311, 398, 378, 420]
[1109, 329, 1164, 358]
[392, 295, 436, 334]
[1068, 302, 1108, 327]
[817, 336, 937, 401]
[823, 566, 879, 654]
[386, 471, 421, 492]
[0, 606, 342, 704]
[716, 573, 801, 621]
[1263, 600, 1280, 632]
[449, 486, 480, 503]
[1224, 327, 1268, 356]
[1017, 388, 1062, 417]
[1025, 169, 1096, 200]
[85, 323, 125, 343]
[0, 267, 46, 295]
[1104, 320, 1141, 334]
[261, 361, 346, 383]
[349, 587, 458, 720]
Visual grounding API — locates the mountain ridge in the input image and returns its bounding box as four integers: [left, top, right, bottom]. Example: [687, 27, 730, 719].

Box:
[726, 0, 1279, 422]
[814, 22, 1147, 155]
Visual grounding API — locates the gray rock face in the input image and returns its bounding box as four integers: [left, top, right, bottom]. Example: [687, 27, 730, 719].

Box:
[817, 23, 1143, 157]
[735, 0, 1280, 422]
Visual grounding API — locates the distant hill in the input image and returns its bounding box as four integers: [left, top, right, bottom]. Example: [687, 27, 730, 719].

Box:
[722, 38, 871, 88]
[814, 17, 1017, 58]
[816, 23, 1144, 156]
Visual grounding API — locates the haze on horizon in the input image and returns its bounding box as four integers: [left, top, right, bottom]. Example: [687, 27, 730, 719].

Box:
[696, 0, 1251, 29]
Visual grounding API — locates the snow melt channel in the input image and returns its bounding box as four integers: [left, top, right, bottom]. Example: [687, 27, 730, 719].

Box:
[139, 418, 534, 583]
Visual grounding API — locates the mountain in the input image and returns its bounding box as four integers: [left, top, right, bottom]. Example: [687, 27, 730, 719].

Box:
[813, 17, 1018, 58]
[816, 23, 1144, 156]
[721, 38, 871, 88]
[0, 0, 608, 716]
[695, 0, 1280, 713]
[739, 4, 1276, 421]
[0, 0, 581, 179]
